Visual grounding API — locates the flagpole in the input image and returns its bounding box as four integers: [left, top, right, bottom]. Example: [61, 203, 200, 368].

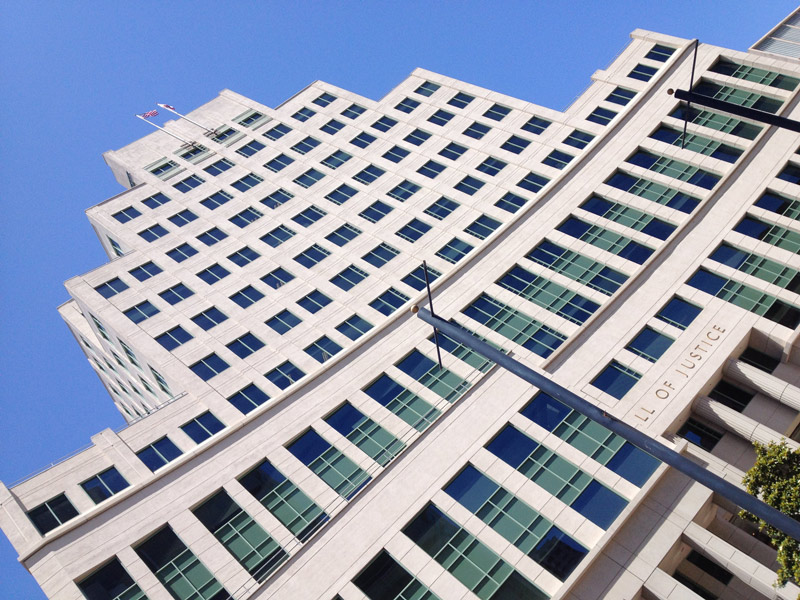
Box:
[135, 114, 193, 145]
[157, 104, 214, 133]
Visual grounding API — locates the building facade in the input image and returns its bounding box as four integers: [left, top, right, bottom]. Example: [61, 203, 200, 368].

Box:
[3, 18, 800, 600]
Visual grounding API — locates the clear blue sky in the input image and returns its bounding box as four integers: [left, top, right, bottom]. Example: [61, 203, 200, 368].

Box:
[0, 1, 795, 597]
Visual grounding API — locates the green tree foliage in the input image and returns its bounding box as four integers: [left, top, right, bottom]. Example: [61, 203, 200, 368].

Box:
[741, 440, 800, 590]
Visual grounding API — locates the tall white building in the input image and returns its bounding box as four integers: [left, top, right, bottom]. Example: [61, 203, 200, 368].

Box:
[3, 13, 800, 600]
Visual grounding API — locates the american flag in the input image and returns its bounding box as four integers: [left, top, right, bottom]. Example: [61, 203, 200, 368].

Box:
[140, 109, 159, 118]
[158, 103, 176, 111]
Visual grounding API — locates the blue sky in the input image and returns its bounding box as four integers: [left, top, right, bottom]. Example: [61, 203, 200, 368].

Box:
[0, 1, 795, 597]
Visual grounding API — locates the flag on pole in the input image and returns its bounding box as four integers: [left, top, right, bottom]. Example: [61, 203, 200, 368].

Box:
[158, 104, 176, 111]
[140, 110, 159, 118]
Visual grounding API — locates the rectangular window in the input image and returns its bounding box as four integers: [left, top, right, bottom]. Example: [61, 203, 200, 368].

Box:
[112, 206, 141, 223]
[403, 504, 546, 599]
[172, 174, 205, 193]
[353, 550, 436, 600]
[403, 128, 431, 146]
[231, 173, 264, 191]
[81, 467, 130, 504]
[402, 264, 442, 291]
[239, 459, 328, 541]
[181, 412, 224, 444]
[135, 526, 227, 599]
[168, 209, 198, 227]
[193, 490, 287, 582]
[436, 237, 474, 263]
[527, 240, 627, 295]
[396, 349, 468, 403]
[395, 97, 421, 113]
[427, 108, 454, 125]
[292, 205, 327, 227]
[138, 224, 169, 242]
[563, 129, 594, 149]
[627, 150, 719, 189]
[710, 57, 799, 91]
[414, 80, 440, 96]
[462, 121, 491, 139]
[587, 106, 617, 125]
[124, 301, 159, 324]
[671, 105, 762, 140]
[264, 153, 294, 172]
[142, 192, 171, 209]
[557, 217, 654, 264]
[77, 558, 144, 600]
[226, 332, 265, 359]
[363, 374, 439, 431]
[129, 261, 163, 282]
[484, 103, 511, 121]
[710, 242, 800, 291]
[236, 139, 265, 157]
[444, 465, 587, 581]
[331, 264, 369, 291]
[336, 314, 373, 340]
[350, 131, 376, 148]
[605, 171, 700, 214]
[261, 224, 295, 247]
[425, 196, 459, 220]
[517, 172, 550, 193]
[292, 107, 316, 122]
[645, 44, 675, 62]
[606, 86, 636, 106]
[266, 309, 302, 334]
[156, 325, 193, 351]
[370, 288, 410, 316]
[387, 179, 421, 201]
[625, 327, 674, 362]
[227, 246, 261, 267]
[362, 242, 400, 268]
[294, 243, 331, 268]
[167, 242, 198, 262]
[396, 217, 432, 243]
[464, 214, 501, 240]
[136, 437, 182, 472]
[304, 335, 343, 363]
[325, 183, 358, 205]
[454, 175, 485, 195]
[297, 289, 331, 313]
[476, 156, 507, 176]
[693, 80, 782, 114]
[580, 195, 676, 240]
[200, 190, 234, 210]
[628, 63, 658, 81]
[439, 141, 468, 161]
[212, 127, 239, 142]
[495, 191, 528, 213]
[326, 402, 404, 466]
[496, 265, 599, 324]
[501, 134, 531, 154]
[321, 149, 352, 169]
[734, 215, 800, 253]
[313, 91, 337, 106]
[486, 424, 627, 528]
[95, 277, 129, 298]
[191, 307, 228, 330]
[372, 116, 398, 132]
[382, 145, 409, 163]
[287, 429, 371, 499]
[678, 418, 723, 451]
[290, 136, 321, 156]
[196, 263, 230, 284]
[341, 103, 365, 119]
[592, 360, 642, 398]
[448, 91, 474, 108]
[27, 494, 79, 535]
[264, 122, 291, 140]
[687, 268, 800, 328]
[159, 282, 194, 305]
[293, 168, 326, 188]
[227, 383, 270, 414]
[203, 158, 234, 176]
[521, 116, 551, 134]
[463, 293, 566, 358]
[261, 267, 295, 289]
[326, 223, 361, 246]
[542, 149, 574, 169]
[755, 191, 800, 221]
[190, 353, 230, 381]
[359, 200, 393, 223]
